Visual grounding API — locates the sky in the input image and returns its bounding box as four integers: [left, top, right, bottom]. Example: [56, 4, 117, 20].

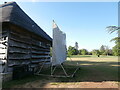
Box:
[0, 1, 118, 51]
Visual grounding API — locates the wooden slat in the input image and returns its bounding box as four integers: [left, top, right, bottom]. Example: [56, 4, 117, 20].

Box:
[8, 59, 30, 66]
[9, 53, 30, 60]
[9, 57, 30, 60]
[32, 46, 50, 52]
[9, 39, 30, 49]
[10, 31, 30, 40]
[10, 26, 30, 36]
[31, 34, 44, 42]
[8, 63, 30, 67]
[30, 62, 51, 68]
[10, 37, 31, 45]
[32, 43, 50, 49]
[31, 59, 50, 63]
[9, 44, 30, 50]
[9, 45, 30, 49]
[30, 64, 38, 68]
[10, 33, 31, 42]
[0, 30, 7, 34]
[9, 53, 30, 58]
[9, 51, 28, 54]
[31, 55, 50, 59]
[9, 47, 30, 53]
[31, 39, 49, 49]
[32, 51, 49, 54]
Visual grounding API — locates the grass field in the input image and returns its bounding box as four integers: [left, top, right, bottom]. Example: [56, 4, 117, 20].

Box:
[3, 55, 119, 88]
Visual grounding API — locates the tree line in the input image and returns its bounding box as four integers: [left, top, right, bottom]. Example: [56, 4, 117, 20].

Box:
[67, 45, 114, 56]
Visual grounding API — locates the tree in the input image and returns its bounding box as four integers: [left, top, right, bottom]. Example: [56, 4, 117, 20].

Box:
[92, 49, 100, 55]
[88, 51, 92, 55]
[105, 46, 109, 55]
[81, 49, 88, 55]
[104, 45, 109, 56]
[100, 45, 113, 56]
[99, 45, 105, 55]
[67, 46, 79, 55]
[106, 26, 120, 43]
[74, 48, 79, 55]
[106, 26, 119, 34]
[67, 46, 75, 55]
[108, 49, 113, 55]
[106, 26, 120, 56]
[112, 42, 120, 56]
[78, 49, 82, 55]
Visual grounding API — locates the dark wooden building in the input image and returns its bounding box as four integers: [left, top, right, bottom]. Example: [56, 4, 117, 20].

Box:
[0, 2, 52, 76]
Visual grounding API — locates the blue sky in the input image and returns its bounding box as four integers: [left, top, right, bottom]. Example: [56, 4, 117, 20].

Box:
[1, 2, 118, 51]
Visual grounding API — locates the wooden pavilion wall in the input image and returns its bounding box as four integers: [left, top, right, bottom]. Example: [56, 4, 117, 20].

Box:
[0, 23, 51, 73]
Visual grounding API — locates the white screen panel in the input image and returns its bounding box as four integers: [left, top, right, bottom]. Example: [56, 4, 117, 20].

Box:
[52, 22, 67, 65]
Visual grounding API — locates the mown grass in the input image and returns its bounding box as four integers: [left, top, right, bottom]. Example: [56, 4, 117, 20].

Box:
[3, 55, 119, 88]
[69, 55, 93, 58]
[69, 55, 117, 58]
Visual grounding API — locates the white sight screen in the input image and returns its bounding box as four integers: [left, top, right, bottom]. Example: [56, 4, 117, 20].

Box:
[52, 22, 67, 65]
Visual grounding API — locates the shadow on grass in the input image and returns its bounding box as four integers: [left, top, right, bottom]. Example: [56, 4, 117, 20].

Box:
[3, 60, 119, 88]
[57, 60, 119, 82]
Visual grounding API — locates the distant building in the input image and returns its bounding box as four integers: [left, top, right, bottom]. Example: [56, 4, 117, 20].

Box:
[75, 42, 79, 50]
[0, 2, 52, 81]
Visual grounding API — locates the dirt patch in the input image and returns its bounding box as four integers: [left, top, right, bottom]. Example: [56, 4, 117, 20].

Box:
[46, 81, 118, 88]
[13, 81, 118, 88]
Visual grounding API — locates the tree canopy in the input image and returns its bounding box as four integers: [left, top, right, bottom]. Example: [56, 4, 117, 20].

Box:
[106, 26, 120, 56]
